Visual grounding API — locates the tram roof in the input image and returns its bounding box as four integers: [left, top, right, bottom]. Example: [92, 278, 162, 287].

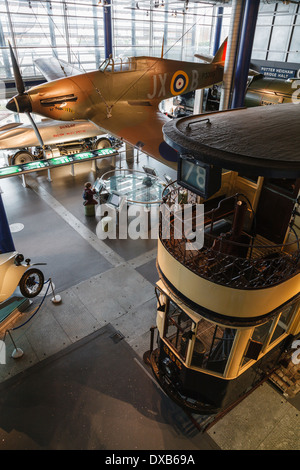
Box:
[163, 103, 300, 178]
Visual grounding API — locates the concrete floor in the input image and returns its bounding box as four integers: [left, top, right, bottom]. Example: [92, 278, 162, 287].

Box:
[0, 150, 299, 451]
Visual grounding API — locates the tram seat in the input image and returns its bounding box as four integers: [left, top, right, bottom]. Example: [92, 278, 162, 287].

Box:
[191, 339, 206, 367]
[204, 218, 232, 236]
[204, 219, 232, 248]
[206, 358, 227, 373]
[204, 195, 236, 226]
[180, 334, 189, 357]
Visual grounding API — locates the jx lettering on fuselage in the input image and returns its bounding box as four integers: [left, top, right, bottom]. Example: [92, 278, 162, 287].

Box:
[147, 73, 168, 99]
[147, 69, 215, 100]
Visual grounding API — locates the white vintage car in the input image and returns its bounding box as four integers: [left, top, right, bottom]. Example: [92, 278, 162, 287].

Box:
[0, 251, 45, 304]
[0, 119, 123, 165]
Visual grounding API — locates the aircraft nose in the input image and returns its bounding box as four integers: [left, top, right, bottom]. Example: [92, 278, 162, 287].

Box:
[6, 98, 17, 112]
[6, 94, 32, 113]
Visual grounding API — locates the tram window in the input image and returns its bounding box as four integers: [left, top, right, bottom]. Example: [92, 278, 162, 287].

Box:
[164, 301, 194, 362]
[265, 178, 297, 196]
[241, 318, 273, 366]
[241, 302, 296, 367]
[252, 318, 274, 344]
[191, 319, 236, 374]
[237, 173, 258, 184]
[269, 302, 296, 344]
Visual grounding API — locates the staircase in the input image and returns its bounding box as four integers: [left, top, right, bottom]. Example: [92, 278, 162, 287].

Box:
[269, 357, 300, 398]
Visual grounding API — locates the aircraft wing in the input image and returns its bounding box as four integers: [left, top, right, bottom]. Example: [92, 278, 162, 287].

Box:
[0, 122, 23, 133]
[89, 102, 178, 170]
[34, 57, 83, 81]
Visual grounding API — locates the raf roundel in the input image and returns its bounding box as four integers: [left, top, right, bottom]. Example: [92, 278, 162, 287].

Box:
[170, 70, 189, 95]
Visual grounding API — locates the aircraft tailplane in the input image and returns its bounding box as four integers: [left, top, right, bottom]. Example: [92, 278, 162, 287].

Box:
[211, 37, 228, 65]
[194, 53, 212, 63]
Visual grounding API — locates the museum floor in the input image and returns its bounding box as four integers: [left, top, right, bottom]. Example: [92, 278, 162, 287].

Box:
[0, 149, 299, 451]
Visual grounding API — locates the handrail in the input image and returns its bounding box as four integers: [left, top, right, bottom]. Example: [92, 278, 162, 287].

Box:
[159, 233, 300, 289]
[160, 184, 298, 256]
[159, 183, 300, 289]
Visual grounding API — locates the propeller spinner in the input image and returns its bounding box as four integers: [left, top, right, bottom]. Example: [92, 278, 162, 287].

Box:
[6, 41, 44, 149]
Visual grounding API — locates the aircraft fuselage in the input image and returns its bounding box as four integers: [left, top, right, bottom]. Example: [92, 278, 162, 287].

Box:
[6, 50, 226, 167]
[18, 57, 223, 126]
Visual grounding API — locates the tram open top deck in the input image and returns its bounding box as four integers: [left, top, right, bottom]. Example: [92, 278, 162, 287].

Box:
[147, 103, 300, 414]
[163, 102, 300, 179]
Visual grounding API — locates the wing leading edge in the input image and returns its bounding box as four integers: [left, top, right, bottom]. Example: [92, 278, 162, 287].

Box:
[34, 57, 83, 82]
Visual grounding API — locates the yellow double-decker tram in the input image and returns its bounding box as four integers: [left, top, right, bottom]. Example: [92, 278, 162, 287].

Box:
[149, 103, 300, 414]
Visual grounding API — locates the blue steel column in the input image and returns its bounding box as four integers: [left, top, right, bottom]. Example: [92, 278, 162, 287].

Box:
[0, 189, 15, 253]
[103, 0, 113, 59]
[213, 6, 223, 55]
[231, 0, 260, 109]
[219, 0, 245, 111]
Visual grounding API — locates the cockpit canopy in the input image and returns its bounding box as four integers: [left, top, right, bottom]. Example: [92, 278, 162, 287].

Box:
[99, 56, 137, 73]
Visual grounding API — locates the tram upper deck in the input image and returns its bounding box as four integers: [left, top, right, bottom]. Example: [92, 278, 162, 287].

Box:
[157, 182, 299, 325]
[150, 104, 300, 413]
[159, 104, 300, 324]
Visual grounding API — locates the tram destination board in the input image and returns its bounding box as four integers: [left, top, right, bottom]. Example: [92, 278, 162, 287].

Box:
[0, 147, 117, 179]
[177, 154, 221, 198]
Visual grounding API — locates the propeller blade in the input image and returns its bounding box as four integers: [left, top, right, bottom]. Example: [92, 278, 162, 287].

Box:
[8, 41, 25, 95]
[26, 112, 44, 149]
[7, 42, 44, 154]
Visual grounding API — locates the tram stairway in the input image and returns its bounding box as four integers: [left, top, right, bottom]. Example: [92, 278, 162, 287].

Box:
[268, 358, 300, 398]
[171, 409, 217, 436]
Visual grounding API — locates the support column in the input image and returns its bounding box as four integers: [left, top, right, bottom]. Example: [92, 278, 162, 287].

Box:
[131, 0, 136, 56]
[126, 143, 134, 164]
[93, 3, 101, 67]
[231, 0, 260, 109]
[62, 0, 71, 63]
[0, 187, 15, 254]
[219, 0, 245, 111]
[0, 19, 11, 77]
[213, 6, 224, 55]
[47, 0, 58, 59]
[193, 89, 204, 115]
[103, 0, 113, 59]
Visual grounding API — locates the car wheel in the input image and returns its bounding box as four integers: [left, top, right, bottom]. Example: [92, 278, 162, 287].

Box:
[95, 137, 112, 149]
[19, 268, 44, 298]
[11, 150, 34, 165]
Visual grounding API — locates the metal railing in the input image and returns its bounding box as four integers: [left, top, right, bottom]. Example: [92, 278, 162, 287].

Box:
[159, 185, 300, 289]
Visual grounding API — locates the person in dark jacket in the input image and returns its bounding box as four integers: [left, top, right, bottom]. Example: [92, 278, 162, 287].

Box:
[83, 182, 98, 205]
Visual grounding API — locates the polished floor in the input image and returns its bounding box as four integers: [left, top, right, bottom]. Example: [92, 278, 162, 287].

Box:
[0, 149, 299, 451]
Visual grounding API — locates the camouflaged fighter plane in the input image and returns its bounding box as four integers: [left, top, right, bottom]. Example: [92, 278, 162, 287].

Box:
[6, 39, 227, 169]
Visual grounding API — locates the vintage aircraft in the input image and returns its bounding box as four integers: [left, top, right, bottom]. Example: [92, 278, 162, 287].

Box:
[6, 39, 227, 169]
